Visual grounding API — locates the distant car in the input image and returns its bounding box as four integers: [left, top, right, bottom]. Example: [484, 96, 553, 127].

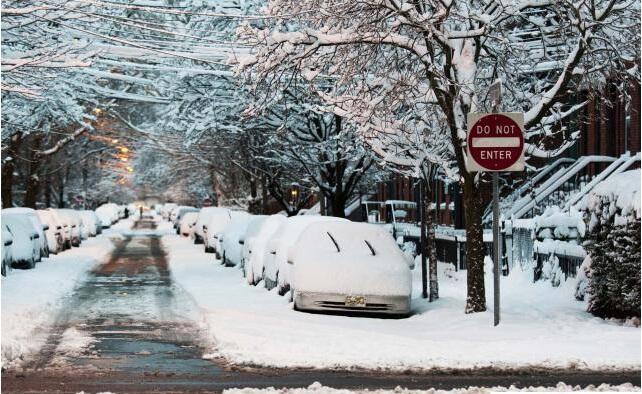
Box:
[242, 214, 286, 285]
[161, 203, 177, 220]
[179, 211, 199, 237]
[263, 216, 348, 294]
[290, 221, 412, 316]
[36, 209, 64, 254]
[3, 208, 49, 259]
[215, 211, 250, 260]
[203, 208, 232, 254]
[2, 224, 14, 276]
[194, 207, 227, 245]
[48, 208, 72, 249]
[221, 213, 256, 267]
[58, 209, 83, 247]
[95, 203, 119, 228]
[1, 213, 40, 269]
[79, 210, 101, 237]
[172, 206, 199, 233]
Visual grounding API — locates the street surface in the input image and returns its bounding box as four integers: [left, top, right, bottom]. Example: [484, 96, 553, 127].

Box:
[2, 219, 639, 393]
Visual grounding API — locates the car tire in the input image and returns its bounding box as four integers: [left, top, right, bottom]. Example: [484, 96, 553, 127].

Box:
[1, 260, 7, 276]
[28, 256, 36, 269]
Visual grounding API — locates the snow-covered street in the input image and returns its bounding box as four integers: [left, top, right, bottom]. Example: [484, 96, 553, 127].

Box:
[1, 218, 639, 393]
[1, 218, 133, 368]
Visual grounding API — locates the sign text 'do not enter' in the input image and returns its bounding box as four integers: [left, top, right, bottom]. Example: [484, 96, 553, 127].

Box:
[466, 113, 525, 172]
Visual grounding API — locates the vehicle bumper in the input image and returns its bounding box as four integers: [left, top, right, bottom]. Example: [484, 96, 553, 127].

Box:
[295, 292, 410, 315]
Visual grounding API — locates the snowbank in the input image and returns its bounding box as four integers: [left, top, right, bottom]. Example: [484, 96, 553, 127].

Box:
[223, 382, 640, 393]
[1, 230, 118, 368]
[162, 231, 640, 372]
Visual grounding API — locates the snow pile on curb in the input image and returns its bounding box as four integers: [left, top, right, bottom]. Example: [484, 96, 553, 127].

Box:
[224, 382, 641, 393]
[1, 230, 119, 368]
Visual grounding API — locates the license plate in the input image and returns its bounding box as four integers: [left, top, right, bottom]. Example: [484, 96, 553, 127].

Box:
[345, 295, 366, 307]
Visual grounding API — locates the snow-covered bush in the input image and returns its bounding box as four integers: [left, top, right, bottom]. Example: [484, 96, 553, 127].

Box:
[581, 170, 641, 319]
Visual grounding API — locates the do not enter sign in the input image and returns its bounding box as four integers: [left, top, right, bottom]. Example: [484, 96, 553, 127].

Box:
[466, 112, 525, 172]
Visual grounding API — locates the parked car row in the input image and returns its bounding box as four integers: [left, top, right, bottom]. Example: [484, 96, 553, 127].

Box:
[158, 203, 414, 317]
[1, 203, 126, 277]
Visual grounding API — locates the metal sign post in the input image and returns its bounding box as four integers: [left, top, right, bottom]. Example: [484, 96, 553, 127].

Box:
[466, 112, 525, 326]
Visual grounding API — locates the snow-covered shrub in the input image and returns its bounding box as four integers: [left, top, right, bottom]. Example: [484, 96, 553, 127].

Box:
[581, 170, 641, 319]
[574, 256, 591, 301]
[539, 255, 564, 287]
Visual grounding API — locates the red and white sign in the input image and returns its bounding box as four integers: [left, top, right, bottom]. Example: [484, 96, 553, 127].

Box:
[466, 112, 525, 172]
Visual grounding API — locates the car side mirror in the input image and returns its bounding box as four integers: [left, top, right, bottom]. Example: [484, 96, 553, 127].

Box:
[42, 224, 49, 231]
[32, 233, 40, 240]
[4, 240, 13, 246]
[238, 240, 244, 245]
[287, 260, 294, 265]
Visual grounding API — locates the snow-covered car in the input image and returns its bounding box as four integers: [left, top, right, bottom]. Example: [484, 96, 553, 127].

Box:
[161, 203, 177, 220]
[179, 211, 199, 237]
[221, 213, 256, 267]
[1, 212, 41, 269]
[172, 206, 199, 232]
[193, 207, 228, 245]
[95, 203, 120, 228]
[242, 214, 286, 285]
[202, 208, 232, 254]
[290, 221, 413, 316]
[3, 207, 49, 258]
[117, 205, 126, 219]
[263, 216, 349, 294]
[216, 211, 250, 260]
[2, 224, 14, 276]
[79, 210, 101, 237]
[48, 209, 72, 249]
[58, 209, 83, 247]
[36, 209, 64, 254]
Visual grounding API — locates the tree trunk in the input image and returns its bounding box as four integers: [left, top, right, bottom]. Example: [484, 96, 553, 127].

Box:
[327, 192, 347, 218]
[425, 187, 439, 302]
[2, 133, 22, 208]
[24, 136, 44, 208]
[261, 176, 268, 214]
[57, 168, 67, 208]
[44, 175, 52, 207]
[463, 174, 486, 313]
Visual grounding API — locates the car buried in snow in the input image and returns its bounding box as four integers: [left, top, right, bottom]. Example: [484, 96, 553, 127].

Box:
[290, 221, 413, 317]
[220, 213, 257, 267]
[36, 209, 65, 254]
[262, 215, 349, 295]
[172, 206, 199, 233]
[57, 209, 83, 247]
[202, 208, 232, 254]
[2, 224, 14, 276]
[1, 212, 41, 269]
[179, 211, 199, 238]
[3, 208, 50, 259]
[241, 214, 286, 286]
[194, 207, 227, 245]
[214, 211, 249, 260]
